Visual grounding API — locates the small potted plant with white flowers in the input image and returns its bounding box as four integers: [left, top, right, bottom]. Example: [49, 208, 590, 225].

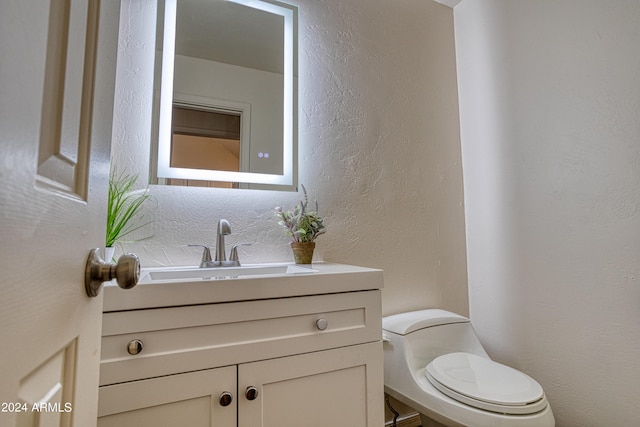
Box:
[275, 185, 326, 264]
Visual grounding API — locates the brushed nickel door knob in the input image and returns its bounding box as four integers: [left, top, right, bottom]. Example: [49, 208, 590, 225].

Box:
[85, 248, 140, 297]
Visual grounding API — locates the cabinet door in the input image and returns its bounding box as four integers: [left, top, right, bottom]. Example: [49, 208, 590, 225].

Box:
[98, 366, 236, 427]
[239, 342, 383, 427]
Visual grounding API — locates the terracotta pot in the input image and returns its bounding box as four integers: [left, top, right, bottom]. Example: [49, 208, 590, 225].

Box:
[290, 242, 315, 264]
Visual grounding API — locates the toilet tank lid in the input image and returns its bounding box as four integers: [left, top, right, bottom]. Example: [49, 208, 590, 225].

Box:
[382, 309, 469, 335]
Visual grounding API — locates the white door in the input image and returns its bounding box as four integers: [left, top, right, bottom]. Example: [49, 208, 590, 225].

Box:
[0, 1, 120, 426]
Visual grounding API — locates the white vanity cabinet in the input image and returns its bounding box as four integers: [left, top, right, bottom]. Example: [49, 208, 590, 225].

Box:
[97, 264, 384, 427]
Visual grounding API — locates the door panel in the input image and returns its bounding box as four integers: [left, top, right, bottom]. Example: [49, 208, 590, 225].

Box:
[239, 342, 384, 427]
[16, 342, 76, 427]
[97, 366, 237, 427]
[37, 0, 94, 196]
[263, 365, 367, 426]
[0, 1, 120, 426]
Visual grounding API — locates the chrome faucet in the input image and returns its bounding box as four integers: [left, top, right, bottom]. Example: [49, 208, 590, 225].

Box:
[214, 219, 232, 264]
[190, 219, 251, 267]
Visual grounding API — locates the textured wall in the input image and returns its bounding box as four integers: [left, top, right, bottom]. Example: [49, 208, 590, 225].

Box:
[112, 0, 467, 316]
[455, 1, 640, 425]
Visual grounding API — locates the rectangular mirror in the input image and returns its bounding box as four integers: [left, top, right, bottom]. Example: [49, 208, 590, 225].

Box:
[153, 0, 298, 190]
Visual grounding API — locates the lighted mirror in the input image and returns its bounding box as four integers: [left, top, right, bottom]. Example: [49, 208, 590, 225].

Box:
[153, 0, 298, 190]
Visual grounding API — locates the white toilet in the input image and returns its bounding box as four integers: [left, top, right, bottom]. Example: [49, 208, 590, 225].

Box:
[382, 309, 555, 427]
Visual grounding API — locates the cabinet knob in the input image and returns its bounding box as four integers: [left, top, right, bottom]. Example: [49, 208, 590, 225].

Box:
[316, 318, 328, 331]
[219, 391, 233, 407]
[245, 386, 259, 401]
[127, 339, 144, 355]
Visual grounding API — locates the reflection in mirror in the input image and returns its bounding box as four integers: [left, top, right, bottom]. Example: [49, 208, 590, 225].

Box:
[153, 0, 297, 190]
[171, 105, 241, 172]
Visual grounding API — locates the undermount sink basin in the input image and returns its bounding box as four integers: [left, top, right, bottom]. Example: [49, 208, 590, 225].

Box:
[142, 263, 318, 282]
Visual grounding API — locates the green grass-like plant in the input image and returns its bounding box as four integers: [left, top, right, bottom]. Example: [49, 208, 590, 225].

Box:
[275, 185, 326, 243]
[106, 170, 152, 247]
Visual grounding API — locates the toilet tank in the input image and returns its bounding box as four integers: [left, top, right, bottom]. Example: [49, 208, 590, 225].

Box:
[383, 309, 489, 372]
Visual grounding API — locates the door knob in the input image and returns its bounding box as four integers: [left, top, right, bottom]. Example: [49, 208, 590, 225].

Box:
[245, 386, 259, 401]
[85, 248, 140, 297]
[219, 391, 233, 407]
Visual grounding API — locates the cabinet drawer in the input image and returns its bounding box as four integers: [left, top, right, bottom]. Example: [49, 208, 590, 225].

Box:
[99, 290, 381, 386]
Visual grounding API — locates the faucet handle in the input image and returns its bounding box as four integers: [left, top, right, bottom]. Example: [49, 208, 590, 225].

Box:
[188, 244, 212, 267]
[229, 243, 252, 266]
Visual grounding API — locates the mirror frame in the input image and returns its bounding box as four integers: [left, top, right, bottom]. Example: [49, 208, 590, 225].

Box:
[157, 0, 297, 189]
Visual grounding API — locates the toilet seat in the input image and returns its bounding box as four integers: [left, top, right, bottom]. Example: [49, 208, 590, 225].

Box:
[425, 352, 548, 415]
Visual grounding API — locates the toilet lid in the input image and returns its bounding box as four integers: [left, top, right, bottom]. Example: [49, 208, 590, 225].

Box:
[425, 352, 547, 415]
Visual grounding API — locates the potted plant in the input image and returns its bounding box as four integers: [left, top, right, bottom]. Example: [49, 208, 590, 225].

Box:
[105, 169, 152, 261]
[275, 185, 326, 264]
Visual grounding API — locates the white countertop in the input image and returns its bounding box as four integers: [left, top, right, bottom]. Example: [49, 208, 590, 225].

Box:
[103, 262, 384, 312]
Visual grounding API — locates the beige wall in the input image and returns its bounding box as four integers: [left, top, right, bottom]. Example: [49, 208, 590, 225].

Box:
[455, 0, 640, 425]
[111, 0, 467, 316]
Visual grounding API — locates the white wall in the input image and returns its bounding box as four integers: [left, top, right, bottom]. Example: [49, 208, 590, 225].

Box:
[112, 0, 468, 316]
[455, 1, 640, 425]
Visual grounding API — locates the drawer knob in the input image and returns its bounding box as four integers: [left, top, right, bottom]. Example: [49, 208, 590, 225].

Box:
[316, 318, 328, 331]
[127, 339, 144, 355]
[245, 386, 259, 401]
[219, 392, 233, 407]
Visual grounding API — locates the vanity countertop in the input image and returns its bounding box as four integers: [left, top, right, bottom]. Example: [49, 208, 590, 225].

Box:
[103, 262, 383, 312]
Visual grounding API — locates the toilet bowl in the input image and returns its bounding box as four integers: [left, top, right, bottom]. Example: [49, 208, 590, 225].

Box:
[382, 309, 555, 427]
